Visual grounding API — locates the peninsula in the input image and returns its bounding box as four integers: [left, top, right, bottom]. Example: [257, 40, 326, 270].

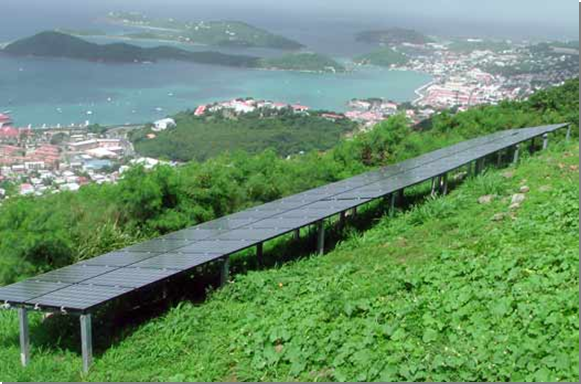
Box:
[105, 11, 304, 50]
[356, 28, 432, 46]
[3, 32, 342, 72]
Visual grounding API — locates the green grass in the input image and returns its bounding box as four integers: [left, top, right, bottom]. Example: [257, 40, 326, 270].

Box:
[0, 143, 578, 381]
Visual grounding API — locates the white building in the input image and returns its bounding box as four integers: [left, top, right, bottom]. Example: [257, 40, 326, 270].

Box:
[152, 118, 176, 132]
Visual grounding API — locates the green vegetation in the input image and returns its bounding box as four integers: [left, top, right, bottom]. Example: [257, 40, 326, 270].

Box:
[446, 39, 512, 53]
[0, 79, 578, 381]
[3, 32, 260, 68]
[259, 53, 346, 73]
[131, 108, 357, 162]
[356, 28, 432, 45]
[356, 48, 409, 67]
[0, 137, 578, 382]
[107, 12, 304, 50]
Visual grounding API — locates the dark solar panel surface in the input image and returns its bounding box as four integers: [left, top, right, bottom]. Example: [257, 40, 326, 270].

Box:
[0, 124, 568, 312]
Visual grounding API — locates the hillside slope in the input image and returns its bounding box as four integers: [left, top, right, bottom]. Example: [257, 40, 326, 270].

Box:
[1, 142, 577, 381]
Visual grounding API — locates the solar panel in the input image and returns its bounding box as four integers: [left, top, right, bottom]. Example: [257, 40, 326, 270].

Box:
[124, 239, 193, 253]
[215, 228, 289, 241]
[81, 267, 178, 289]
[26, 284, 132, 312]
[131, 252, 222, 271]
[178, 239, 257, 254]
[162, 229, 226, 241]
[0, 281, 70, 304]
[80, 252, 161, 267]
[35, 265, 117, 284]
[0, 124, 568, 314]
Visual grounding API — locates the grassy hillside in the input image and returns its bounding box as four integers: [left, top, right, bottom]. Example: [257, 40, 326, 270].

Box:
[0, 140, 577, 381]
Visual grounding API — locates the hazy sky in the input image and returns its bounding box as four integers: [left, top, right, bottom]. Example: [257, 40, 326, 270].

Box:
[2, 0, 578, 40]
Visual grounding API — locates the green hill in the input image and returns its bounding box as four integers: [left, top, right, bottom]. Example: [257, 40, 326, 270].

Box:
[3, 31, 260, 67]
[107, 12, 304, 50]
[130, 108, 358, 162]
[0, 140, 577, 381]
[356, 48, 409, 67]
[356, 28, 433, 45]
[259, 52, 346, 73]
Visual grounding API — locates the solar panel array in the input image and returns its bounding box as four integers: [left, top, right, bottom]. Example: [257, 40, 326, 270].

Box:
[0, 124, 568, 313]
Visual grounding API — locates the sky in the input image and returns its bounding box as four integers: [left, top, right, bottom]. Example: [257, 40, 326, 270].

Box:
[1, 0, 578, 40]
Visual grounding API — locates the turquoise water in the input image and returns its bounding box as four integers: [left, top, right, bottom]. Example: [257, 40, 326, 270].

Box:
[0, 53, 431, 127]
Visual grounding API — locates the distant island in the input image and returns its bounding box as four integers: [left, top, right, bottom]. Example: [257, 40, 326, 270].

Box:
[355, 48, 409, 67]
[105, 11, 304, 50]
[356, 28, 433, 46]
[3, 32, 341, 73]
[260, 53, 346, 73]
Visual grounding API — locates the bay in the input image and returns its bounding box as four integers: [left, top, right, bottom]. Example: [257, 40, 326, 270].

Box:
[0, 53, 431, 127]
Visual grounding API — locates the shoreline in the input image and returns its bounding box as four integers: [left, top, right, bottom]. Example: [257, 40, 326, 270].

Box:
[412, 78, 437, 105]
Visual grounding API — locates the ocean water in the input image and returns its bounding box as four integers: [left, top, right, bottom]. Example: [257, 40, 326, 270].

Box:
[4, 0, 571, 127]
[0, 52, 431, 127]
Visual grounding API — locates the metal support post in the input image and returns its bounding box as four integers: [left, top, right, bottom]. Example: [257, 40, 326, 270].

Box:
[389, 193, 397, 217]
[430, 177, 438, 196]
[220, 256, 230, 286]
[317, 220, 325, 255]
[256, 243, 263, 266]
[339, 211, 346, 228]
[566, 125, 572, 141]
[497, 150, 503, 167]
[351, 207, 357, 217]
[513, 144, 521, 164]
[294, 229, 300, 241]
[441, 173, 449, 195]
[542, 133, 549, 150]
[475, 158, 485, 176]
[398, 189, 405, 205]
[19, 308, 30, 367]
[80, 314, 93, 374]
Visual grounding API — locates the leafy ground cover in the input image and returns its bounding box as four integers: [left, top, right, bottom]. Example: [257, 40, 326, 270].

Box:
[0, 141, 577, 382]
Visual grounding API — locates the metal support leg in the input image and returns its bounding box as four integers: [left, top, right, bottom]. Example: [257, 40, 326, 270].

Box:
[351, 207, 357, 217]
[389, 193, 397, 217]
[441, 173, 449, 195]
[317, 220, 325, 255]
[497, 150, 503, 167]
[220, 256, 230, 286]
[256, 243, 263, 266]
[18, 308, 30, 367]
[398, 189, 405, 205]
[430, 178, 438, 196]
[339, 211, 346, 228]
[475, 158, 485, 175]
[566, 125, 572, 141]
[294, 229, 300, 241]
[542, 134, 549, 150]
[80, 314, 93, 374]
[513, 144, 521, 164]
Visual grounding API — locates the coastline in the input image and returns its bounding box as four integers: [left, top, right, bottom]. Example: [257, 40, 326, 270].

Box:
[412, 78, 436, 105]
